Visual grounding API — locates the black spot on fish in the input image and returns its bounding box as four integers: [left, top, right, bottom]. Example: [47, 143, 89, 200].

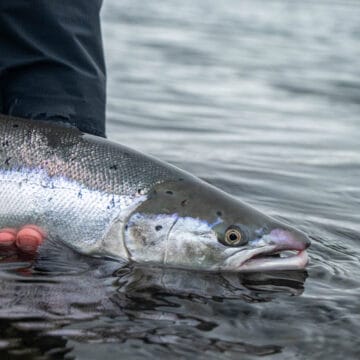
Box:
[166, 190, 174, 195]
[26, 130, 32, 141]
[4, 157, 11, 166]
[125, 225, 128, 231]
[181, 199, 188, 207]
[109, 164, 117, 170]
[46, 133, 63, 148]
[155, 225, 162, 231]
[12, 124, 19, 128]
[137, 188, 144, 195]
[78, 190, 82, 199]
[216, 211, 223, 217]
[2, 140, 9, 147]
[178, 178, 184, 181]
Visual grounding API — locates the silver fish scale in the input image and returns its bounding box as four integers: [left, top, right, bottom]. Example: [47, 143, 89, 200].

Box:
[0, 169, 123, 250]
[0, 114, 181, 195]
[0, 114, 184, 253]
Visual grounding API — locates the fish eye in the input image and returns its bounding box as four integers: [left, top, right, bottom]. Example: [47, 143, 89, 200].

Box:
[223, 226, 246, 246]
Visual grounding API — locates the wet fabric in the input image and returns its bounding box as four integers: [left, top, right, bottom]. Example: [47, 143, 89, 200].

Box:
[0, 0, 106, 137]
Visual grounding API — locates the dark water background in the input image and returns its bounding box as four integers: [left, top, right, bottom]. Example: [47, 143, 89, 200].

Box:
[1, 0, 360, 359]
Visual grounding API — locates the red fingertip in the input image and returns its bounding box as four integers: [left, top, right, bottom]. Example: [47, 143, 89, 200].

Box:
[0, 228, 17, 246]
[16, 227, 45, 252]
[19, 225, 46, 238]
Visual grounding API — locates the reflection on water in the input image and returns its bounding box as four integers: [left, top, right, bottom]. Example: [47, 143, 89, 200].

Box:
[1, 0, 360, 359]
[0, 250, 306, 359]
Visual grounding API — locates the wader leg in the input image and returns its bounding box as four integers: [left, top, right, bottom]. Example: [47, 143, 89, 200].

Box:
[0, 0, 106, 137]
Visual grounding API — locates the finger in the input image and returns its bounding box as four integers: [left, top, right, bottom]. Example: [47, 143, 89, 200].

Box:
[0, 228, 17, 247]
[16, 225, 45, 252]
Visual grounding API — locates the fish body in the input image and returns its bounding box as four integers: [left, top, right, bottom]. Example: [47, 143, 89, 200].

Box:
[0, 114, 310, 271]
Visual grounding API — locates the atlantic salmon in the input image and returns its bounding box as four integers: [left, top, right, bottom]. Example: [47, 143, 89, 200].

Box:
[0, 114, 310, 271]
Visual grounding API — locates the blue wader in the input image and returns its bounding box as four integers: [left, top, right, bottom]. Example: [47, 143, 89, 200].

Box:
[0, 0, 106, 137]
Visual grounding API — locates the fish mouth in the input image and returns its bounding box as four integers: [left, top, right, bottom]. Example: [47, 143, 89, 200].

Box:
[225, 229, 311, 272]
[239, 248, 309, 272]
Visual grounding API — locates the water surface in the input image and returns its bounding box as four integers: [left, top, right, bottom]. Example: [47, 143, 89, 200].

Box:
[1, 0, 360, 359]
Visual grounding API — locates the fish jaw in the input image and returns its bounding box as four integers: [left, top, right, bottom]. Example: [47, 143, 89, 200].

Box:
[238, 250, 309, 272]
[223, 229, 311, 272]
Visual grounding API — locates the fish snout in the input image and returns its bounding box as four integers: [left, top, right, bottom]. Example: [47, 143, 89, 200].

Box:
[265, 228, 311, 252]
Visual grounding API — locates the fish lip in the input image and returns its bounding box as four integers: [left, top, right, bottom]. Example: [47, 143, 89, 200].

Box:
[239, 249, 309, 272]
[263, 228, 311, 252]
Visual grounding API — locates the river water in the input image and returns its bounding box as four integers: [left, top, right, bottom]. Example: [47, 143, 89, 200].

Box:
[1, 0, 360, 359]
